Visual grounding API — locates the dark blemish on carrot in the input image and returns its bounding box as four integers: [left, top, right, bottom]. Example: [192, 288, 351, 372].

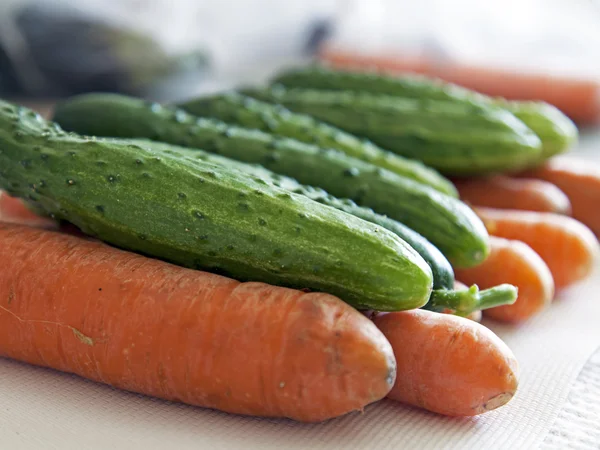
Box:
[7, 287, 15, 305]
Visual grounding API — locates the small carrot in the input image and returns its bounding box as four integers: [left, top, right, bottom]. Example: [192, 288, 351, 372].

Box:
[0, 191, 57, 229]
[373, 309, 519, 416]
[475, 207, 599, 289]
[520, 157, 600, 237]
[0, 223, 395, 423]
[455, 237, 554, 323]
[454, 176, 571, 214]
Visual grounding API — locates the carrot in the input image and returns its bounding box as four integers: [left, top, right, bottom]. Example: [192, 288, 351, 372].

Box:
[0, 191, 57, 229]
[520, 157, 600, 237]
[455, 237, 554, 323]
[454, 176, 571, 214]
[0, 223, 395, 423]
[475, 207, 599, 289]
[373, 309, 519, 416]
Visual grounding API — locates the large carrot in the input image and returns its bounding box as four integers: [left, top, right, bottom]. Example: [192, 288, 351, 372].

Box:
[0, 223, 395, 423]
[454, 176, 571, 214]
[373, 309, 519, 416]
[0, 191, 57, 229]
[520, 157, 600, 237]
[455, 237, 554, 323]
[475, 207, 599, 289]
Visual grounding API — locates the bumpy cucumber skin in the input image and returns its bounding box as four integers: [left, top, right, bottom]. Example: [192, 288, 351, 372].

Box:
[178, 92, 458, 197]
[274, 66, 577, 162]
[0, 100, 433, 311]
[126, 138, 455, 290]
[53, 93, 490, 268]
[244, 86, 543, 176]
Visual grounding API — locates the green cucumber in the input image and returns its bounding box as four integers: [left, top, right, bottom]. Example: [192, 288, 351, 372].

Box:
[0, 99, 433, 311]
[177, 92, 458, 196]
[53, 93, 490, 268]
[273, 65, 577, 160]
[243, 86, 543, 176]
[501, 101, 578, 159]
[126, 138, 455, 290]
[114, 138, 519, 314]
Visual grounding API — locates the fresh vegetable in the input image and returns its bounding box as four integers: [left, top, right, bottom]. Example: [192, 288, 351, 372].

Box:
[178, 92, 457, 196]
[274, 65, 578, 157]
[0, 223, 396, 423]
[519, 157, 600, 237]
[0, 99, 434, 311]
[243, 86, 543, 175]
[373, 309, 519, 416]
[159, 146, 455, 290]
[52, 93, 490, 268]
[476, 207, 599, 289]
[455, 237, 555, 323]
[454, 175, 572, 214]
[502, 101, 578, 159]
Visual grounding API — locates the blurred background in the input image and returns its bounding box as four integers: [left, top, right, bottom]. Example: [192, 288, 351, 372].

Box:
[1, 0, 600, 126]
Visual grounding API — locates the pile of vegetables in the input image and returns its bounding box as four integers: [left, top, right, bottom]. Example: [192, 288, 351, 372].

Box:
[0, 65, 598, 423]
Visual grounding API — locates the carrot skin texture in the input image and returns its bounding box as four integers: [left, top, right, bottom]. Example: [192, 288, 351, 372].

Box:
[520, 157, 600, 237]
[456, 237, 554, 323]
[454, 176, 572, 214]
[374, 309, 519, 416]
[475, 207, 599, 289]
[0, 224, 395, 423]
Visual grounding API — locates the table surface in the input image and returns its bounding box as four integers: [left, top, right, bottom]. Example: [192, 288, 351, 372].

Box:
[0, 100, 599, 450]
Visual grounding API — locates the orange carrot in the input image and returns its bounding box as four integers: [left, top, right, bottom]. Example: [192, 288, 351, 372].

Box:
[0, 223, 395, 423]
[475, 207, 599, 289]
[373, 309, 519, 416]
[455, 237, 554, 323]
[520, 157, 600, 237]
[0, 191, 57, 229]
[454, 176, 571, 214]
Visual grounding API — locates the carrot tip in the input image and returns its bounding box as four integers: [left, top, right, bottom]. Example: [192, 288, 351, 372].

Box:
[479, 392, 515, 414]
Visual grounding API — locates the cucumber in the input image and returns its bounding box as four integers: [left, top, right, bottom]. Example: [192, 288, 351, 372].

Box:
[103, 137, 517, 315]
[501, 101, 578, 160]
[53, 93, 490, 267]
[127, 138, 455, 290]
[178, 92, 458, 196]
[274, 66, 577, 160]
[0, 99, 433, 311]
[243, 86, 543, 176]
